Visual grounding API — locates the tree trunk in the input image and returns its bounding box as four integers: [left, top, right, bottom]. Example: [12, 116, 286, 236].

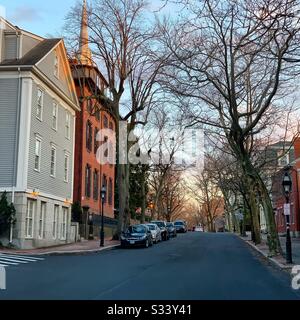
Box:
[258, 179, 282, 256]
[241, 154, 281, 254]
[140, 171, 146, 224]
[117, 164, 127, 235]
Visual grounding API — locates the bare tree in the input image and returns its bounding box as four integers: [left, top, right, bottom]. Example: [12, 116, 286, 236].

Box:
[65, 0, 166, 235]
[158, 0, 300, 255]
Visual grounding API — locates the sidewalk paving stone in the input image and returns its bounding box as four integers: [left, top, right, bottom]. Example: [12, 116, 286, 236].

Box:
[239, 232, 300, 271]
[0, 239, 120, 256]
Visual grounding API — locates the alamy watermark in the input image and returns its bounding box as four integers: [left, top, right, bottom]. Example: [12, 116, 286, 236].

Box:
[0, 266, 6, 290]
[95, 121, 204, 170]
[292, 265, 300, 290]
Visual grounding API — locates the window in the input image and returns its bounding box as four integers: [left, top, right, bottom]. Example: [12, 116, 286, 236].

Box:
[104, 136, 108, 157]
[108, 178, 113, 205]
[277, 150, 289, 167]
[50, 146, 56, 177]
[34, 137, 41, 171]
[54, 52, 59, 78]
[102, 174, 107, 203]
[93, 169, 99, 200]
[64, 153, 69, 182]
[39, 202, 46, 239]
[95, 108, 100, 121]
[36, 89, 43, 120]
[103, 115, 108, 128]
[86, 121, 92, 151]
[52, 102, 58, 130]
[109, 121, 113, 130]
[94, 128, 99, 154]
[65, 111, 71, 139]
[26, 199, 35, 238]
[85, 164, 91, 198]
[53, 205, 59, 239]
[61, 207, 68, 240]
[87, 99, 93, 114]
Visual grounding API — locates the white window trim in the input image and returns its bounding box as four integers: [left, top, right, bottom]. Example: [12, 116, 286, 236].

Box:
[52, 101, 58, 131]
[64, 153, 70, 183]
[60, 207, 68, 240]
[54, 52, 59, 79]
[25, 199, 35, 239]
[38, 202, 46, 239]
[53, 205, 59, 239]
[50, 145, 57, 178]
[34, 136, 42, 172]
[36, 88, 44, 121]
[65, 111, 71, 140]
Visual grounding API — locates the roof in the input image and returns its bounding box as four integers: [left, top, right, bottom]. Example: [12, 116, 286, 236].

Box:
[0, 38, 61, 67]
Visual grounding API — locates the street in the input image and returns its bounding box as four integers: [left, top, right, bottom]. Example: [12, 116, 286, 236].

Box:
[0, 232, 299, 300]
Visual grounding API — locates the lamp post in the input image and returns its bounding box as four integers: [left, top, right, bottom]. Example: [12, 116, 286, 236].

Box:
[282, 169, 293, 264]
[100, 185, 106, 247]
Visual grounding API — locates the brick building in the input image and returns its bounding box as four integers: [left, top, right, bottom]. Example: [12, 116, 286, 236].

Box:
[70, 1, 116, 239]
[272, 139, 300, 237]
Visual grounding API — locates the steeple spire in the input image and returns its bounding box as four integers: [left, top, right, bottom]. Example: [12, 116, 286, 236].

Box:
[79, 0, 92, 65]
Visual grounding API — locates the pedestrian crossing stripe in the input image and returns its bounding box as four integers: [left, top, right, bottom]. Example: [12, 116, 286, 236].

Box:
[0, 253, 44, 268]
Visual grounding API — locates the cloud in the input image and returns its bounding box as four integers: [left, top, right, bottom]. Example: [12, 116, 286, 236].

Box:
[9, 6, 42, 23]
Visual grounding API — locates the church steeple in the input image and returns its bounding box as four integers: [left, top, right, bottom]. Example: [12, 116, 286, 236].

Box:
[79, 0, 92, 65]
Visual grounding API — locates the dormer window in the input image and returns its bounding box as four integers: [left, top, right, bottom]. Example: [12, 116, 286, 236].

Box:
[54, 52, 59, 78]
[36, 89, 43, 120]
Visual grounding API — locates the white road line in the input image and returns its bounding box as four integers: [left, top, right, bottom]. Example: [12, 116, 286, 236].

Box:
[0, 255, 39, 262]
[0, 254, 44, 260]
[0, 257, 29, 264]
[0, 264, 8, 267]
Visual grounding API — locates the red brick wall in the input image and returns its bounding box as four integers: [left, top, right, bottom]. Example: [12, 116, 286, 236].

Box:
[73, 81, 116, 218]
[274, 138, 300, 235]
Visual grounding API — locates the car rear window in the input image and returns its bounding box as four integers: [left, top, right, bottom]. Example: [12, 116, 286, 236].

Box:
[127, 225, 146, 233]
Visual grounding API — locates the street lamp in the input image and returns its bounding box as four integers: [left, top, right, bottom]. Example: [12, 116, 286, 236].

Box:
[282, 169, 293, 264]
[100, 185, 106, 247]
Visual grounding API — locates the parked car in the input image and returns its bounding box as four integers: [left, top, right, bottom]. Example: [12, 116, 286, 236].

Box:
[151, 220, 170, 240]
[174, 220, 187, 233]
[166, 222, 177, 237]
[194, 225, 204, 232]
[120, 224, 153, 248]
[145, 223, 162, 243]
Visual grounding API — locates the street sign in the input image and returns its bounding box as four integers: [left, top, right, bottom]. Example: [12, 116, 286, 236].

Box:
[284, 203, 291, 216]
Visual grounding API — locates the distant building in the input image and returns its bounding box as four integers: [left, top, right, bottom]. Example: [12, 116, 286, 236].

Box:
[271, 139, 300, 237]
[258, 141, 295, 233]
[70, 1, 116, 239]
[0, 17, 80, 248]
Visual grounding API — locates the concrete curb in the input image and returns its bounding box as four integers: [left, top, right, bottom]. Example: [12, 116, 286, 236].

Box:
[0, 244, 120, 256]
[240, 236, 293, 272]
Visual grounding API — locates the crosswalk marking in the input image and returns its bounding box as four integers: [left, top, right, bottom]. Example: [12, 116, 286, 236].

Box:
[0, 255, 39, 262]
[0, 254, 44, 261]
[0, 253, 44, 268]
[0, 257, 29, 264]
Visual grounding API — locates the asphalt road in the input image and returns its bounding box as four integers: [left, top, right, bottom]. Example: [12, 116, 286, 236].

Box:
[0, 232, 299, 300]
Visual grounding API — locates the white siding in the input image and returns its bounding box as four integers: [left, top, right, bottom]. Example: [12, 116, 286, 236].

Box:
[0, 78, 19, 187]
[27, 82, 75, 199]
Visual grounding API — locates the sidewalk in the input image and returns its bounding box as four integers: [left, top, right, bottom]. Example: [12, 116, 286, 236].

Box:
[240, 232, 300, 270]
[0, 238, 120, 256]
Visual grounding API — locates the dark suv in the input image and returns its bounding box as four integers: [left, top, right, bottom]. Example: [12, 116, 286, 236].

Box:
[166, 222, 177, 237]
[151, 221, 170, 240]
[174, 220, 187, 233]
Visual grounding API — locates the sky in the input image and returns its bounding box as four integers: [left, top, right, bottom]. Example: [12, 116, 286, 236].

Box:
[0, 0, 178, 38]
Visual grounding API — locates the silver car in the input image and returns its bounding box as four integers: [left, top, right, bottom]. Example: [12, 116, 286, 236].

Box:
[145, 223, 162, 244]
